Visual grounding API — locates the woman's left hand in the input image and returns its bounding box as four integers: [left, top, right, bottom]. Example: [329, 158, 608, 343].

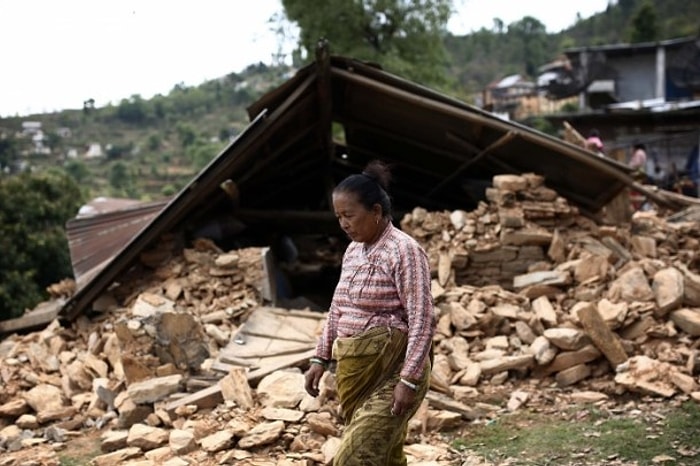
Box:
[391, 381, 416, 417]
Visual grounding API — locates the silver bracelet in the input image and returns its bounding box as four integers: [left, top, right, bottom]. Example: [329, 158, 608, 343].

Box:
[400, 378, 418, 391]
[309, 357, 328, 369]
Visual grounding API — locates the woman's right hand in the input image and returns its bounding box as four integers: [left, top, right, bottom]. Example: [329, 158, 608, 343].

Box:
[304, 363, 325, 397]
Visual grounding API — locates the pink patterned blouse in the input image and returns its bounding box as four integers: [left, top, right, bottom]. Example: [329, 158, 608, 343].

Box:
[315, 222, 435, 381]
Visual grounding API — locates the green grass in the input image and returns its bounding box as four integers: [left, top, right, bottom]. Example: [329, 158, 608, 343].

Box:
[58, 433, 103, 466]
[452, 401, 700, 465]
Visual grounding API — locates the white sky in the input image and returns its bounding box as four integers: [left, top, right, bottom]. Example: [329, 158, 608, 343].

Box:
[0, 0, 610, 117]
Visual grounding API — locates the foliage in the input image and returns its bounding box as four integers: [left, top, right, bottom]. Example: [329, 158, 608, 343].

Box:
[507, 17, 549, 77]
[281, 0, 453, 88]
[453, 402, 700, 465]
[630, 0, 659, 43]
[0, 134, 20, 173]
[0, 171, 84, 319]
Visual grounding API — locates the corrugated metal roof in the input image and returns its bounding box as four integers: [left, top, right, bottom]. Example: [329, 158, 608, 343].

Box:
[565, 36, 695, 55]
[60, 47, 646, 321]
[66, 198, 169, 287]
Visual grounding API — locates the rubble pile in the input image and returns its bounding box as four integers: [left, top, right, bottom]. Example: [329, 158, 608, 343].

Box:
[400, 173, 700, 399]
[0, 174, 699, 465]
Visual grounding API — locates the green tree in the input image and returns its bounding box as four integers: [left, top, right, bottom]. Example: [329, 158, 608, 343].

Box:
[507, 16, 549, 77]
[630, 1, 658, 43]
[176, 123, 197, 148]
[280, 0, 453, 87]
[116, 94, 149, 124]
[147, 134, 161, 151]
[0, 171, 84, 319]
[185, 138, 225, 171]
[64, 159, 90, 184]
[109, 161, 132, 191]
[0, 135, 19, 173]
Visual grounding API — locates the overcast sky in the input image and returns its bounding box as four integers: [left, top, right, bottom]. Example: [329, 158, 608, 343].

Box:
[0, 0, 610, 117]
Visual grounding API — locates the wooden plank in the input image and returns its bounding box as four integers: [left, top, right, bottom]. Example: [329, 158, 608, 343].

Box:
[246, 349, 315, 384]
[0, 301, 62, 336]
[212, 348, 315, 386]
[164, 384, 223, 415]
[268, 307, 327, 320]
[425, 391, 478, 420]
[240, 307, 321, 342]
[220, 333, 315, 359]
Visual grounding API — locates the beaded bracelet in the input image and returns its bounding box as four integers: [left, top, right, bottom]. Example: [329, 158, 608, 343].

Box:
[400, 378, 418, 391]
[309, 357, 329, 369]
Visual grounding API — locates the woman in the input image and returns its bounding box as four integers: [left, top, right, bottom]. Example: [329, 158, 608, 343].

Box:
[629, 142, 648, 173]
[304, 160, 435, 466]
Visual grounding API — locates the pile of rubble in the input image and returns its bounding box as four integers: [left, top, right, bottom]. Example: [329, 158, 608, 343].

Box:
[1, 174, 699, 466]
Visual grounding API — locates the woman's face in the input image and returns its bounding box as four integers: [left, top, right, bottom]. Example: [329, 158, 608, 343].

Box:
[332, 190, 381, 243]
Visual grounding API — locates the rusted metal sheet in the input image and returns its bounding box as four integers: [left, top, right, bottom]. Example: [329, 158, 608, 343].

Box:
[66, 198, 169, 287]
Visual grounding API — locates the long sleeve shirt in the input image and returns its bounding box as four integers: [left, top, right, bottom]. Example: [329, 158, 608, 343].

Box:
[315, 223, 435, 381]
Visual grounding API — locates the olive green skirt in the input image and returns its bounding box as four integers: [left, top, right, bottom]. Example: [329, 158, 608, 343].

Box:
[331, 326, 430, 466]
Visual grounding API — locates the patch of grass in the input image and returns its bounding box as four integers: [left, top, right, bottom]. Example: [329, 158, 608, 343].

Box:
[452, 401, 700, 465]
[58, 432, 103, 466]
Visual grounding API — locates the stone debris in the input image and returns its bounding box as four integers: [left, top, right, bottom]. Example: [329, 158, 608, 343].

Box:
[0, 174, 699, 465]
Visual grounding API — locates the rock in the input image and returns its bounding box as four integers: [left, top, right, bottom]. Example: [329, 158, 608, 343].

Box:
[531, 296, 558, 327]
[513, 270, 569, 289]
[543, 328, 590, 351]
[652, 267, 684, 316]
[556, 364, 592, 387]
[237, 421, 285, 449]
[131, 293, 174, 318]
[256, 371, 307, 408]
[608, 267, 654, 302]
[200, 430, 234, 453]
[91, 447, 142, 466]
[126, 424, 169, 451]
[479, 355, 534, 375]
[219, 367, 254, 409]
[101, 430, 128, 453]
[127, 375, 183, 404]
[169, 429, 197, 455]
[0, 399, 30, 417]
[23, 384, 65, 412]
[529, 336, 557, 365]
[305, 412, 339, 437]
[615, 356, 677, 397]
[260, 407, 305, 423]
[670, 308, 700, 336]
[506, 391, 529, 411]
[569, 391, 608, 404]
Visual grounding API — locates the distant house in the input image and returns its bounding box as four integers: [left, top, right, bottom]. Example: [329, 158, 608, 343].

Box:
[21, 121, 42, 136]
[482, 73, 578, 121]
[551, 36, 700, 110]
[482, 74, 535, 120]
[56, 127, 72, 138]
[541, 36, 700, 186]
[31, 131, 51, 155]
[85, 143, 103, 159]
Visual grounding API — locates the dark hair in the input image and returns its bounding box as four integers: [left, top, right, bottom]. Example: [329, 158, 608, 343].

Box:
[334, 160, 392, 217]
[589, 129, 600, 137]
[634, 142, 646, 151]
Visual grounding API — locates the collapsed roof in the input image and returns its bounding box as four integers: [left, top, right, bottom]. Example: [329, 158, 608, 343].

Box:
[60, 43, 642, 321]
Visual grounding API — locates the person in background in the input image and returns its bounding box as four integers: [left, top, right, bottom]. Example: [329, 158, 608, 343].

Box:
[629, 142, 648, 175]
[684, 144, 699, 197]
[585, 129, 605, 156]
[652, 163, 667, 188]
[304, 159, 435, 466]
